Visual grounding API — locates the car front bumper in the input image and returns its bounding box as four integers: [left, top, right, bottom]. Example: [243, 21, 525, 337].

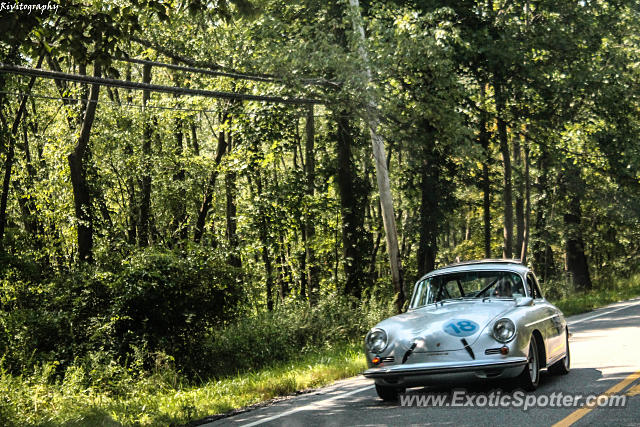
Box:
[363, 357, 528, 384]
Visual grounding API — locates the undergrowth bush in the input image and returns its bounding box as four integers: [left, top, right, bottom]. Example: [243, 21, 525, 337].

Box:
[1, 254, 639, 426]
[0, 247, 242, 377]
[0, 343, 367, 426]
[106, 248, 242, 374]
[203, 292, 396, 377]
[549, 273, 640, 316]
[1, 245, 393, 382]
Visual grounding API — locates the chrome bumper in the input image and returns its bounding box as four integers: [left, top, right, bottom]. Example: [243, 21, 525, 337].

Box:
[363, 357, 528, 378]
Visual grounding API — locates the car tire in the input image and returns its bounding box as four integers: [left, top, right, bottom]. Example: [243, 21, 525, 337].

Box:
[549, 331, 570, 375]
[518, 337, 540, 391]
[375, 383, 405, 401]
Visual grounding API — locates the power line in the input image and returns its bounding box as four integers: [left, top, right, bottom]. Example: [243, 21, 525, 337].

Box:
[132, 36, 275, 78]
[131, 37, 340, 88]
[0, 90, 334, 118]
[0, 63, 324, 105]
[115, 56, 279, 83]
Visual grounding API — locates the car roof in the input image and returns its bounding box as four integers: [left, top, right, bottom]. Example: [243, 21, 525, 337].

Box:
[419, 259, 529, 280]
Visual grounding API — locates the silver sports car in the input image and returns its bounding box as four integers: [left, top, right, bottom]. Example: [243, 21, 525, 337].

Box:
[363, 259, 570, 400]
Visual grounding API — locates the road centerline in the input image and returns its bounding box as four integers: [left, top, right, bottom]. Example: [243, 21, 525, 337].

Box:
[213, 297, 640, 427]
[551, 369, 640, 427]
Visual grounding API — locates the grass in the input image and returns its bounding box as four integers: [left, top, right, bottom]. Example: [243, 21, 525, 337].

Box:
[549, 273, 640, 317]
[0, 343, 367, 427]
[3, 274, 640, 427]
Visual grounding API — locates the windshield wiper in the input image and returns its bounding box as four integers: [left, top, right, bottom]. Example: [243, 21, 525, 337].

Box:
[439, 297, 463, 306]
[476, 278, 499, 298]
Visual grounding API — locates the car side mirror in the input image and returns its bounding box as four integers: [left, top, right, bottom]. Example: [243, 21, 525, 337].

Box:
[516, 297, 534, 307]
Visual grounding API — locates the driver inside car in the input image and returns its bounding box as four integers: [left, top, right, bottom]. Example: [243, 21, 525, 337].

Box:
[493, 278, 513, 297]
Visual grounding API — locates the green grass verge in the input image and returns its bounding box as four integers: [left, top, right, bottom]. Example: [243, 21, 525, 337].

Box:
[3, 275, 640, 427]
[0, 343, 367, 427]
[549, 273, 640, 317]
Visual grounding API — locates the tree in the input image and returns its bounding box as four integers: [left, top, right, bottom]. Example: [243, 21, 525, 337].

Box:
[68, 62, 101, 262]
[347, 0, 405, 310]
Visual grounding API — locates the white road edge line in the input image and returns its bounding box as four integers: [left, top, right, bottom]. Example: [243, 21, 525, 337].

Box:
[568, 298, 640, 326]
[233, 298, 639, 426]
[241, 385, 374, 427]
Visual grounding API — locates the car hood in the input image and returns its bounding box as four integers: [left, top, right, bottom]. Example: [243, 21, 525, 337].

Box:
[374, 300, 513, 352]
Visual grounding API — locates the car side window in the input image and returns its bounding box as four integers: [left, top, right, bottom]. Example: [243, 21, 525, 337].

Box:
[526, 273, 544, 299]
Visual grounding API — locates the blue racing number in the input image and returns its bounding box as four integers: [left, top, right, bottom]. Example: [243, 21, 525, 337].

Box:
[443, 319, 479, 337]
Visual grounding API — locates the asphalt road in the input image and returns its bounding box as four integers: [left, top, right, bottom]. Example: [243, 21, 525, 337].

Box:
[203, 297, 640, 427]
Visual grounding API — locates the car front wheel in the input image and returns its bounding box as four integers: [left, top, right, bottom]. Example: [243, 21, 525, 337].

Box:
[375, 383, 405, 401]
[518, 337, 540, 391]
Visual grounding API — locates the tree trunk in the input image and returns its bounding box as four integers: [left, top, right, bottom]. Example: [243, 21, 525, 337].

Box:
[255, 173, 274, 311]
[194, 121, 227, 243]
[299, 234, 307, 300]
[335, 113, 371, 300]
[138, 63, 152, 246]
[125, 64, 137, 245]
[0, 121, 16, 251]
[514, 135, 524, 257]
[78, 62, 88, 119]
[479, 84, 491, 258]
[464, 212, 471, 241]
[482, 153, 491, 259]
[262, 242, 274, 311]
[190, 122, 199, 156]
[348, 0, 404, 312]
[494, 77, 513, 259]
[13, 118, 43, 243]
[171, 115, 187, 241]
[0, 55, 42, 250]
[225, 132, 241, 268]
[68, 62, 101, 262]
[369, 218, 382, 281]
[304, 106, 319, 305]
[563, 169, 592, 290]
[45, 54, 77, 129]
[532, 142, 555, 281]
[277, 235, 290, 301]
[520, 139, 531, 263]
[564, 200, 592, 290]
[417, 159, 438, 277]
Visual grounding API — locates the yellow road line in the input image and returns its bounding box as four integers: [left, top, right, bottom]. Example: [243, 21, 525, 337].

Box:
[626, 383, 640, 397]
[552, 369, 640, 427]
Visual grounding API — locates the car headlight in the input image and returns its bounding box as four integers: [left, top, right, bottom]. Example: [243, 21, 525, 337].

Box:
[493, 318, 516, 343]
[366, 328, 388, 353]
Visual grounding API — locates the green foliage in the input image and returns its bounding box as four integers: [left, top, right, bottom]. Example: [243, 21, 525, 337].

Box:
[205, 292, 395, 376]
[547, 274, 640, 317]
[105, 248, 243, 374]
[0, 290, 392, 426]
[1, 0, 640, 424]
[0, 247, 242, 377]
[0, 343, 366, 426]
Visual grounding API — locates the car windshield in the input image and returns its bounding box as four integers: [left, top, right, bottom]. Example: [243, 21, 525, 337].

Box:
[409, 270, 526, 309]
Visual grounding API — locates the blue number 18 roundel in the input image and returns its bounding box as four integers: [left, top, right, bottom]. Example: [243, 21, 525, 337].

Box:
[443, 319, 479, 337]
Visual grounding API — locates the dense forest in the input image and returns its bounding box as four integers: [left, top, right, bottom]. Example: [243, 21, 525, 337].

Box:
[0, 0, 639, 422]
